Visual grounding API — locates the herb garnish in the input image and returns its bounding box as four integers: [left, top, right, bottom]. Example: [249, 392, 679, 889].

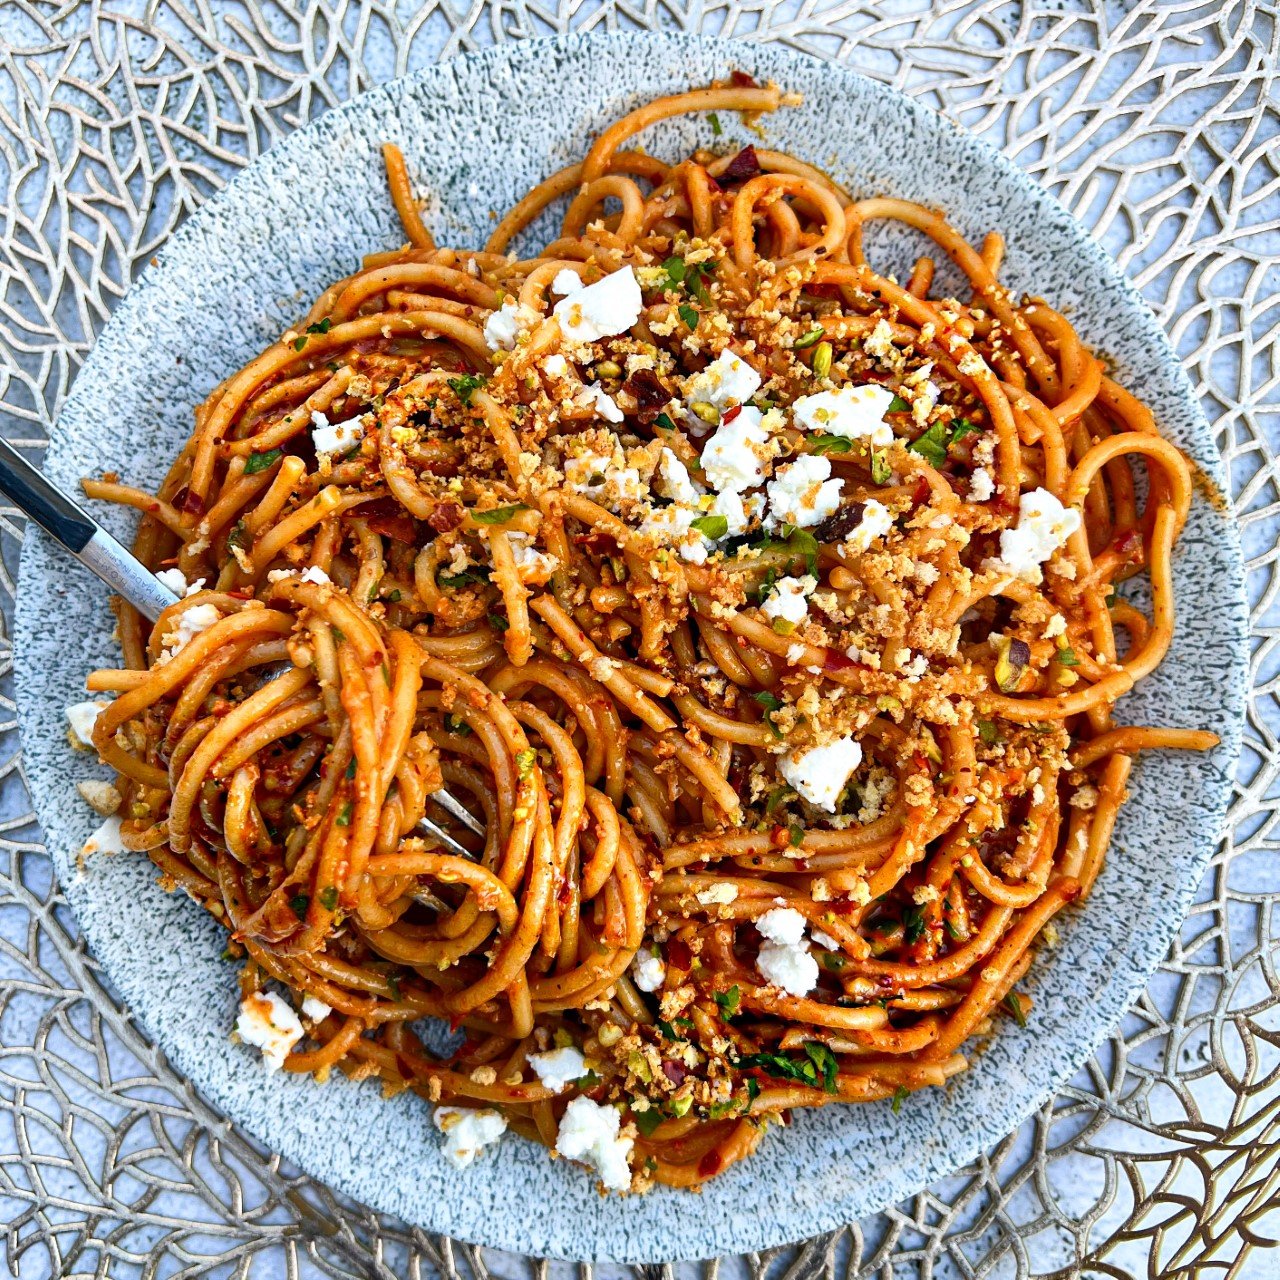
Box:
[908, 421, 950, 468]
[289, 893, 309, 919]
[690, 513, 729, 539]
[738, 1043, 838, 1094]
[1004, 991, 1027, 1028]
[447, 373, 485, 404]
[714, 985, 741, 1021]
[244, 448, 282, 475]
[318, 886, 339, 911]
[471, 503, 529, 525]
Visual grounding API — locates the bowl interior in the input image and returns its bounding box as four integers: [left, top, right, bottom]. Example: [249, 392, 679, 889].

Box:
[14, 32, 1247, 1263]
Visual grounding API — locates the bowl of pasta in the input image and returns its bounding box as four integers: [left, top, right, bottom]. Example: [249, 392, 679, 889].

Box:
[15, 32, 1247, 1262]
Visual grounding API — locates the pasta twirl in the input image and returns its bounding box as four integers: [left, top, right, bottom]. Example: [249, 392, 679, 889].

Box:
[78, 80, 1215, 1194]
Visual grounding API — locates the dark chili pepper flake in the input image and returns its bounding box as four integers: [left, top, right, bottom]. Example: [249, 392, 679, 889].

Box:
[623, 368, 671, 418]
[721, 144, 761, 184]
[730, 70, 760, 88]
[426, 500, 465, 534]
[698, 1150, 723, 1177]
[661, 1059, 687, 1086]
[721, 404, 742, 424]
[813, 501, 867, 544]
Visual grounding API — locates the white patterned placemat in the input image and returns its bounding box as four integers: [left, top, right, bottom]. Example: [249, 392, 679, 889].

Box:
[0, 3, 1277, 1277]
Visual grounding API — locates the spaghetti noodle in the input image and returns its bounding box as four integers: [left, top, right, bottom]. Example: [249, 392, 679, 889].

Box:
[73, 80, 1216, 1192]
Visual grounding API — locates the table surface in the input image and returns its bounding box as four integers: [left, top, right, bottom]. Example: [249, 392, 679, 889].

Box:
[0, 3, 1277, 1277]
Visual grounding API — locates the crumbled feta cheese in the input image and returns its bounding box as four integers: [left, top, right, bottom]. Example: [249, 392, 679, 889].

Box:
[995, 488, 1082, 582]
[235, 991, 304, 1072]
[696, 882, 739, 906]
[555, 1097, 633, 1191]
[841, 498, 894, 553]
[708, 488, 753, 537]
[791, 384, 896, 446]
[155, 567, 205, 597]
[299, 565, 331, 585]
[700, 407, 770, 492]
[682, 350, 762, 417]
[811, 929, 840, 951]
[564, 447, 646, 512]
[576, 381, 624, 423]
[756, 906, 808, 946]
[911, 380, 941, 427]
[506, 532, 559, 585]
[528, 1045, 587, 1092]
[779, 736, 864, 812]
[159, 603, 221, 663]
[550, 269, 583, 297]
[631, 950, 666, 992]
[764, 454, 843, 529]
[552, 266, 642, 342]
[433, 1106, 508, 1167]
[483, 298, 537, 351]
[635, 502, 706, 563]
[542, 353, 570, 378]
[761, 574, 818, 625]
[301, 995, 332, 1021]
[785, 643, 806, 664]
[1044, 614, 1067, 639]
[754, 907, 819, 998]
[311, 409, 365, 456]
[66, 700, 109, 749]
[81, 815, 125, 857]
[969, 467, 995, 502]
[654, 448, 702, 505]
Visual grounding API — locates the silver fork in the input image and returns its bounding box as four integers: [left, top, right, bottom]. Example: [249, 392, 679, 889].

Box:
[0, 438, 485, 859]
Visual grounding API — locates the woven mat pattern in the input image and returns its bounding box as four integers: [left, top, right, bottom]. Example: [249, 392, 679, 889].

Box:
[0, 3, 1277, 1276]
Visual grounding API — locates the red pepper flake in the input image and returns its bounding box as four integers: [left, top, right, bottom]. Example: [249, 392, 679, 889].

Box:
[720, 144, 761, 184]
[910, 476, 931, 507]
[721, 403, 742, 424]
[821, 649, 863, 673]
[426, 499, 464, 534]
[729, 70, 760, 88]
[666, 936, 693, 971]
[698, 1150, 723, 1177]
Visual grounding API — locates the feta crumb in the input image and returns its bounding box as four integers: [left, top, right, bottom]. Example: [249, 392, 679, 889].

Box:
[699, 407, 770, 493]
[754, 907, 819, 998]
[631, 950, 666, 992]
[708, 488, 754, 536]
[301, 995, 332, 1021]
[552, 266, 642, 342]
[764, 454, 842, 530]
[66, 700, 109, 749]
[576, 381, 624, 423]
[550, 269, 583, 297]
[542, 353, 570, 378]
[159, 603, 221, 663]
[969, 467, 995, 502]
[506, 532, 559, 585]
[528, 1045, 587, 1092]
[555, 1097, 633, 1191]
[811, 929, 840, 950]
[791, 384, 896, 446]
[433, 1106, 508, 1167]
[299, 565, 331, 585]
[81, 815, 125, 858]
[1043, 614, 1067, 639]
[235, 991, 303, 1072]
[682, 350, 762, 417]
[155, 567, 206, 597]
[994, 488, 1082, 582]
[779, 736, 864, 813]
[785, 643, 806, 664]
[841, 498, 894, 553]
[761, 574, 817, 625]
[635, 502, 706, 563]
[483, 298, 536, 351]
[696, 882, 739, 906]
[563, 446, 646, 512]
[654, 448, 702, 505]
[311, 409, 365, 456]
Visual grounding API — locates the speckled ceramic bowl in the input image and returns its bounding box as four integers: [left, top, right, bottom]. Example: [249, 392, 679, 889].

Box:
[15, 32, 1247, 1263]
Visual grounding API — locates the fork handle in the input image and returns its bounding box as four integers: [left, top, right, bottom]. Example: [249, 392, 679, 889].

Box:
[0, 437, 178, 622]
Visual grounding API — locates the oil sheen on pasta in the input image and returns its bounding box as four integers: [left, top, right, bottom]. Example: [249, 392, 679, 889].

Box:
[78, 80, 1216, 1193]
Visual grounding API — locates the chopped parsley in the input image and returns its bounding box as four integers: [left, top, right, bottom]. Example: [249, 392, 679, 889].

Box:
[714, 984, 741, 1021]
[633, 1106, 664, 1137]
[907, 421, 949, 468]
[318, 886, 339, 911]
[678, 303, 699, 331]
[471, 503, 529, 525]
[891, 1085, 908, 1114]
[335, 801, 353, 827]
[244, 448, 282, 475]
[438, 565, 491, 588]
[738, 1043, 838, 1094]
[447, 373, 485, 404]
[289, 893, 309, 919]
[902, 904, 927, 944]
[708, 111, 723, 136]
[1004, 991, 1027, 1028]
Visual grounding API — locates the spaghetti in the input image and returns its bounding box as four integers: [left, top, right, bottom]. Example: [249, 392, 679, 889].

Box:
[74, 80, 1216, 1192]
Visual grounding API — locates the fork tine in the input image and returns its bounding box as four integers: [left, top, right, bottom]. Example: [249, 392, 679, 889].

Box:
[430, 787, 486, 838]
[416, 814, 474, 859]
